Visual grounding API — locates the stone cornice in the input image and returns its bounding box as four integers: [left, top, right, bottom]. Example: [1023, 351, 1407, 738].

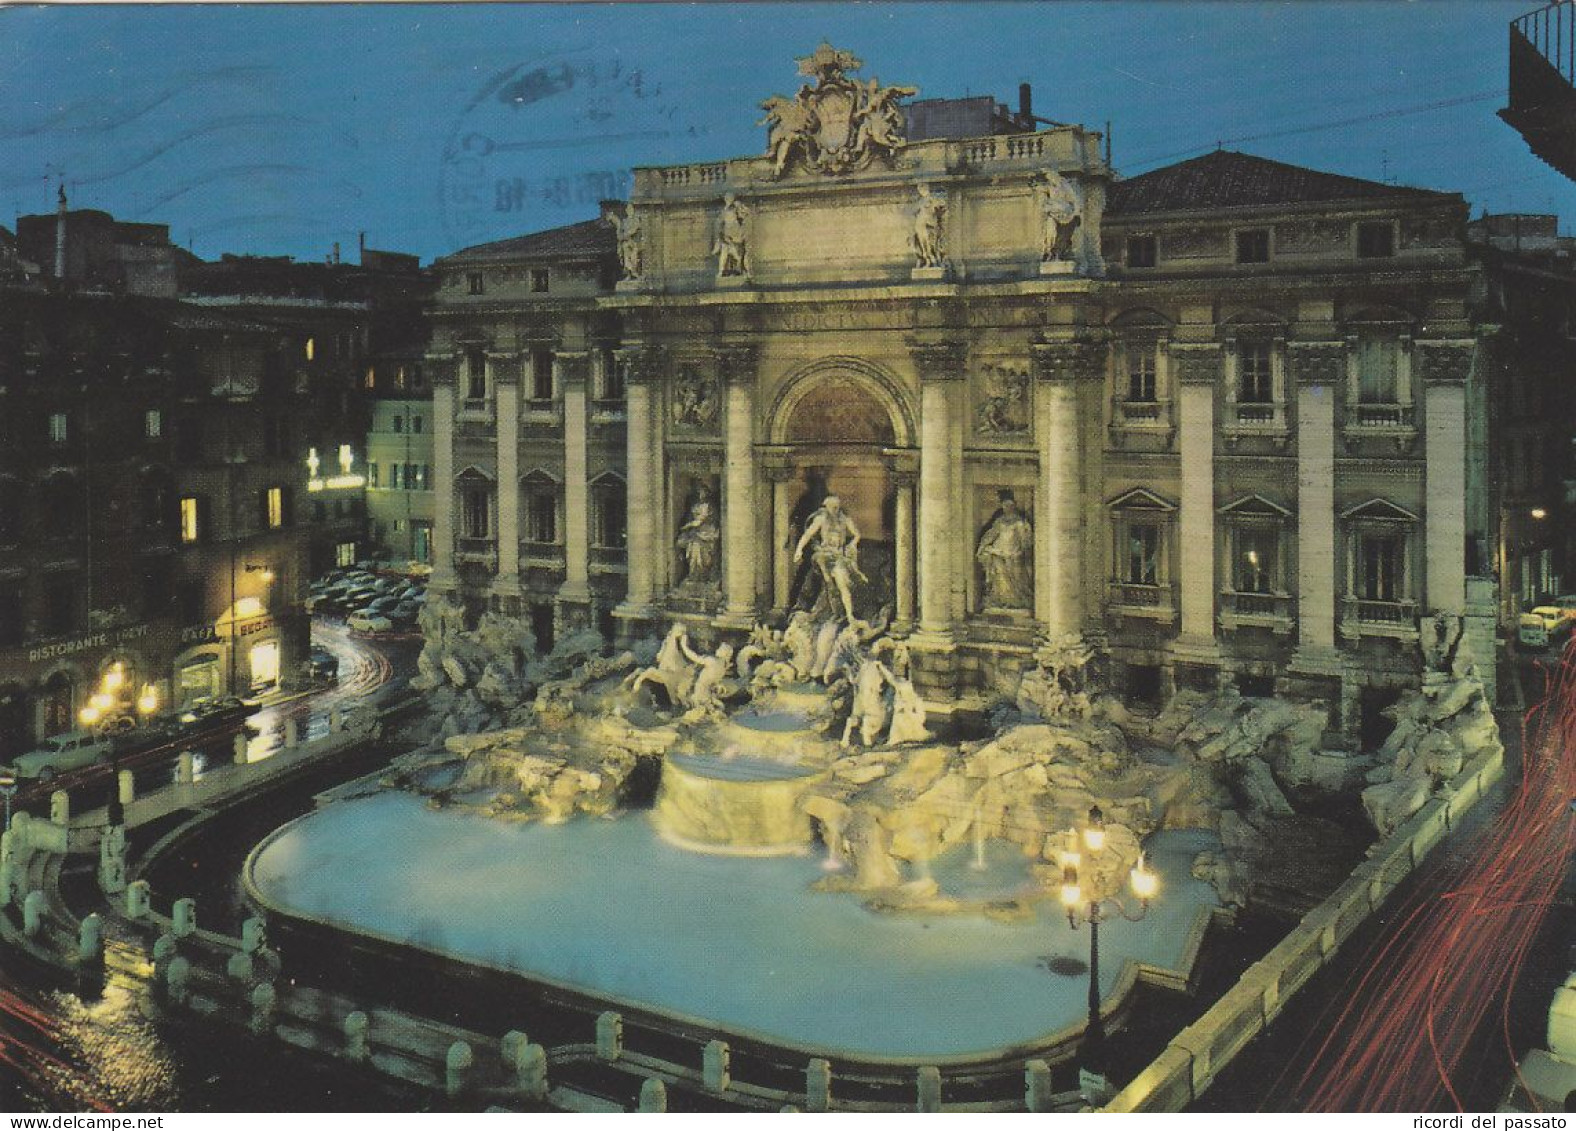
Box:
[1030, 337, 1105, 384]
[613, 345, 665, 388]
[553, 351, 591, 386]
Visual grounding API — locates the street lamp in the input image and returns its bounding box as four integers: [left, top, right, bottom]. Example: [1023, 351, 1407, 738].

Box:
[1059, 804, 1160, 1096]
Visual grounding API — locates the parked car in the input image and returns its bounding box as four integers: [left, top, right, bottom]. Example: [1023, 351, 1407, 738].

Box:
[1521, 612, 1553, 649]
[1530, 606, 1571, 640]
[348, 611, 394, 634]
[9, 731, 115, 780]
[309, 648, 340, 682]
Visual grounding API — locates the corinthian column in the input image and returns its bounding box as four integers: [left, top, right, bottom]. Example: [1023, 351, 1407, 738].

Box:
[1289, 341, 1343, 675]
[616, 347, 660, 618]
[912, 341, 965, 641]
[427, 352, 457, 595]
[1419, 341, 1473, 616]
[717, 344, 759, 626]
[490, 352, 521, 606]
[1172, 343, 1221, 664]
[1031, 339, 1094, 641]
[558, 352, 591, 605]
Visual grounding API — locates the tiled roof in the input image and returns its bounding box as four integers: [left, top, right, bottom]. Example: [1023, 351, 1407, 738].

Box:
[1108, 150, 1456, 216]
[444, 217, 615, 263]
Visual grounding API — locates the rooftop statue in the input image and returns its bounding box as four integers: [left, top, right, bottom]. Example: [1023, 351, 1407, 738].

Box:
[759, 43, 918, 178]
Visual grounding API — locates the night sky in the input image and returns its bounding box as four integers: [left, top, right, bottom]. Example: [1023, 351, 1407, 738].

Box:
[2, 1, 1569, 263]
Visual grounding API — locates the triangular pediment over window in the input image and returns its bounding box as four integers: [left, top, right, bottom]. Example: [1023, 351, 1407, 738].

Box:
[1340, 497, 1419, 523]
[1219, 493, 1293, 518]
[455, 464, 497, 484]
[1106, 487, 1178, 512]
[521, 468, 563, 487]
[589, 469, 627, 488]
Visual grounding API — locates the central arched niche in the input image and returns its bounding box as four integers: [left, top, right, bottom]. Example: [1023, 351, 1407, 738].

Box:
[770, 362, 912, 618]
[783, 378, 897, 445]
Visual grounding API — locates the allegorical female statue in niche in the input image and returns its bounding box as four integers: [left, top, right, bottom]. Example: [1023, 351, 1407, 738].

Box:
[976, 489, 1034, 610]
[676, 486, 721, 585]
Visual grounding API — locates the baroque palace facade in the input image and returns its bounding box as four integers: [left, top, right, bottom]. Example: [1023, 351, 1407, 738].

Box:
[428, 46, 1514, 731]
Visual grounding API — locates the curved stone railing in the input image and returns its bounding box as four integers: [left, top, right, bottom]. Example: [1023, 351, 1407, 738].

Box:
[1102, 739, 1505, 1112]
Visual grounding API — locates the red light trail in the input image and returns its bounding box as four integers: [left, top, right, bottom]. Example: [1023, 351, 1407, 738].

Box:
[1291, 650, 1576, 1111]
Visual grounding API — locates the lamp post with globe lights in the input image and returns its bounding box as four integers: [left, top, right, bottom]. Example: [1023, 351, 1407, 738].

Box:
[1058, 804, 1161, 1097]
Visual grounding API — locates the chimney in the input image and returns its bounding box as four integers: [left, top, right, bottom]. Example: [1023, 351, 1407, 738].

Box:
[55, 182, 67, 282]
[1018, 83, 1033, 124]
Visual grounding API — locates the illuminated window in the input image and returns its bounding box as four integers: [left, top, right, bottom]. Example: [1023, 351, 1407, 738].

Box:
[179, 497, 200, 543]
[336, 541, 356, 568]
[364, 366, 375, 390]
[48, 412, 67, 443]
[305, 338, 315, 362]
[144, 409, 162, 439]
[265, 487, 284, 529]
[338, 444, 354, 474]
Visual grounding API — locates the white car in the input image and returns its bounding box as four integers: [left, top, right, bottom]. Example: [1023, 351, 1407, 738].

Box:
[10, 731, 115, 780]
[347, 611, 394, 634]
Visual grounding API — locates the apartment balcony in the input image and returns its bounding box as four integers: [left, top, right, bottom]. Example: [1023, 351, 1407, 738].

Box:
[1218, 589, 1295, 635]
[1338, 597, 1420, 643]
[1502, 2, 1576, 182]
[1106, 581, 1177, 624]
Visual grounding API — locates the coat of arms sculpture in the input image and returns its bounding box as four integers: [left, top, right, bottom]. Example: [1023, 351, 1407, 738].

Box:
[759, 43, 918, 178]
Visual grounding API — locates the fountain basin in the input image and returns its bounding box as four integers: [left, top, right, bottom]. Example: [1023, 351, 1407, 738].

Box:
[244, 791, 1222, 1061]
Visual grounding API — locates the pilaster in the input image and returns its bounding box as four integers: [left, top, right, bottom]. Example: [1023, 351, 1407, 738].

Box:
[1418, 341, 1474, 616]
[1171, 343, 1221, 666]
[490, 353, 522, 600]
[427, 352, 458, 594]
[1288, 340, 1344, 683]
[558, 351, 592, 608]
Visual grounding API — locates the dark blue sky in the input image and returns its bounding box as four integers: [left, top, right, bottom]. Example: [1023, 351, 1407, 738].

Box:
[2, 2, 1567, 263]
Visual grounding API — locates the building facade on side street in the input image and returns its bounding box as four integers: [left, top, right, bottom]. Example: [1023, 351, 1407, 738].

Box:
[0, 285, 309, 761]
[180, 245, 435, 575]
[363, 354, 438, 570]
[422, 48, 1574, 736]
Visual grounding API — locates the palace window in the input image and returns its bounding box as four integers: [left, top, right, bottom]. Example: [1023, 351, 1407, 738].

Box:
[1236, 228, 1271, 264]
[1126, 235, 1157, 269]
[1238, 342, 1273, 404]
[1126, 523, 1160, 585]
[1124, 342, 1159, 403]
[47, 412, 68, 443]
[1359, 532, 1405, 602]
[467, 271, 485, 295]
[1357, 220, 1396, 259]
[368, 463, 379, 489]
[526, 485, 559, 545]
[462, 488, 491, 539]
[392, 415, 404, 434]
[599, 347, 624, 402]
[465, 348, 487, 402]
[531, 347, 555, 402]
[144, 409, 162, 439]
[1356, 336, 1402, 404]
[411, 415, 424, 434]
[592, 476, 627, 549]
[530, 268, 550, 293]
